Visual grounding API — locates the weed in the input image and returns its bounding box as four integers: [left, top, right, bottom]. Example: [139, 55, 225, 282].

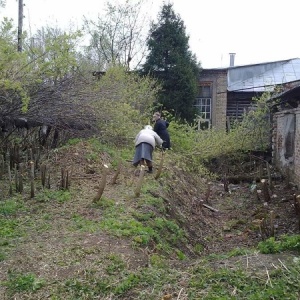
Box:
[100, 217, 159, 245]
[0, 200, 24, 216]
[194, 243, 204, 254]
[258, 234, 300, 254]
[176, 249, 186, 260]
[114, 273, 140, 295]
[0, 218, 22, 239]
[0, 240, 9, 246]
[133, 211, 156, 221]
[71, 214, 100, 232]
[85, 152, 99, 161]
[0, 251, 6, 261]
[105, 254, 126, 275]
[138, 195, 166, 213]
[35, 190, 72, 203]
[93, 196, 115, 209]
[149, 254, 167, 268]
[4, 271, 45, 295]
[42, 213, 51, 220]
[151, 217, 186, 245]
[63, 278, 93, 298]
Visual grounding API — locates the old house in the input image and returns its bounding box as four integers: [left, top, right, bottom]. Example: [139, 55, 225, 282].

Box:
[197, 56, 300, 130]
[197, 56, 300, 185]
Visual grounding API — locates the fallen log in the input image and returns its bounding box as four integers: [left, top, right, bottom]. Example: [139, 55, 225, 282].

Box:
[203, 203, 219, 212]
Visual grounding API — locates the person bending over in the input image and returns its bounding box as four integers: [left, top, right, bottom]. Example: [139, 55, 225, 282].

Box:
[132, 125, 163, 173]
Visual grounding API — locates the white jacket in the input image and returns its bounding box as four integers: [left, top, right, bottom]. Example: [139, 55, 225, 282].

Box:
[134, 128, 163, 149]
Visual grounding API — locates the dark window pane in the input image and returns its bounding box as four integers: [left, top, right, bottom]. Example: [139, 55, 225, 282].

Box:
[199, 85, 211, 97]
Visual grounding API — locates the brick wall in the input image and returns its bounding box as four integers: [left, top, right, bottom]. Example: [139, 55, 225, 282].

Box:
[199, 69, 227, 130]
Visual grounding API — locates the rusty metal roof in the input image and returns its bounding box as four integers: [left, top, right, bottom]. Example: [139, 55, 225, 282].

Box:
[227, 58, 300, 92]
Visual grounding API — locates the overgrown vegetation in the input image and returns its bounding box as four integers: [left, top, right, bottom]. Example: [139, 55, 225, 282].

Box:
[0, 3, 299, 299]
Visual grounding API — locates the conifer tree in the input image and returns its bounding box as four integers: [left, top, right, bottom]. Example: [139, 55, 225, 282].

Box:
[142, 3, 201, 122]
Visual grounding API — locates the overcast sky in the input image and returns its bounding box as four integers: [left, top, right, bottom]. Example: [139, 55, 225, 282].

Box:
[1, 0, 299, 68]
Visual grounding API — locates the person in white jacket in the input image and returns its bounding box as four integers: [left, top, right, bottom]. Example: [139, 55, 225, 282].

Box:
[132, 125, 163, 173]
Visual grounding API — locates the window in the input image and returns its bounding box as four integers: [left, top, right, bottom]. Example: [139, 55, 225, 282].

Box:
[195, 83, 212, 129]
[198, 85, 211, 98]
[195, 98, 211, 120]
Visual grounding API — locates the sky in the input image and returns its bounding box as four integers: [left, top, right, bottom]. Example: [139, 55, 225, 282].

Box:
[1, 0, 299, 68]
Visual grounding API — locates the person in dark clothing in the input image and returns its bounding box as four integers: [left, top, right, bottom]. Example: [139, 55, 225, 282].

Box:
[152, 112, 171, 150]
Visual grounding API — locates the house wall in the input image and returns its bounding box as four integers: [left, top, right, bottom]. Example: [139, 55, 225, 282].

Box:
[273, 108, 300, 186]
[199, 69, 227, 130]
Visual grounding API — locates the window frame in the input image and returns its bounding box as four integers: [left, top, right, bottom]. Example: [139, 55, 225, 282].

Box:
[195, 82, 212, 125]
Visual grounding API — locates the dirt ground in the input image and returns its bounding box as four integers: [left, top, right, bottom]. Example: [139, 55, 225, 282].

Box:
[42, 142, 300, 257]
[0, 141, 299, 299]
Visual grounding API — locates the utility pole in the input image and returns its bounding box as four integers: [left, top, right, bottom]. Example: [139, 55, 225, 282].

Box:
[17, 0, 24, 52]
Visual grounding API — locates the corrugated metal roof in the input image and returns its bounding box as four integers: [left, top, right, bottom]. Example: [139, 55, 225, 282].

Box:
[227, 58, 300, 92]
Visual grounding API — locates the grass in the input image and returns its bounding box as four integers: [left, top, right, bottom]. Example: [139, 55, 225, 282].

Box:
[1, 140, 300, 299]
[34, 189, 72, 203]
[0, 199, 25, 216]
[3, 271, 45, 296]
[188, 261, 300, 299]
[11, 256, 297, 299]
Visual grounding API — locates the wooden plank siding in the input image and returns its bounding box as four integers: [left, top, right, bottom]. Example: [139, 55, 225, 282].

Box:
[227, 91, 259, 120]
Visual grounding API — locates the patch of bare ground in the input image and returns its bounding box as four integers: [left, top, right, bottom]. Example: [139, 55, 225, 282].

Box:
[156, 166, 298, 257]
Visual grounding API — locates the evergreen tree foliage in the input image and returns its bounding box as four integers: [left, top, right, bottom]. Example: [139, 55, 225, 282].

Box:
[142, 3, 201, 122]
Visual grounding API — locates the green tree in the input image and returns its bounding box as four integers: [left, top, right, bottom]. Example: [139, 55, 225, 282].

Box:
[91, 65, 159, 146]
[0, 18, 30, 112]
[28, 26, 82, 84]
[142, 3, 201, 122]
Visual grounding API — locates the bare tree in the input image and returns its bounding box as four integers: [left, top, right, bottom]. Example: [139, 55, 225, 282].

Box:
[83, 0, 150, 70]
[0, 0, 6, 8]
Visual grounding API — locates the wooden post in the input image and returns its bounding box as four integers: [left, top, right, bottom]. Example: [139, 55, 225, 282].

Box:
[0, 154, 4, 179]
[15, 165, 19, 192]
[18, 163, 24, 194]
[204, 182, 212, 203]
[46, 172, 51, 189]
[134, 165, 145, 198]
[226, 116, 231, 132]
[261, 179, 270, 202]
[65, 169, 70, 190]
[223, 174, 229, 192]
[93, 164, 109, 203]
[258, 163, 263, 181]
[154, 151, 164, 180]
[111, 158, 122, 184]
[8, 165, 13, 196]
[40, 164, 46, 188]
[30, 161, 35, 198]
